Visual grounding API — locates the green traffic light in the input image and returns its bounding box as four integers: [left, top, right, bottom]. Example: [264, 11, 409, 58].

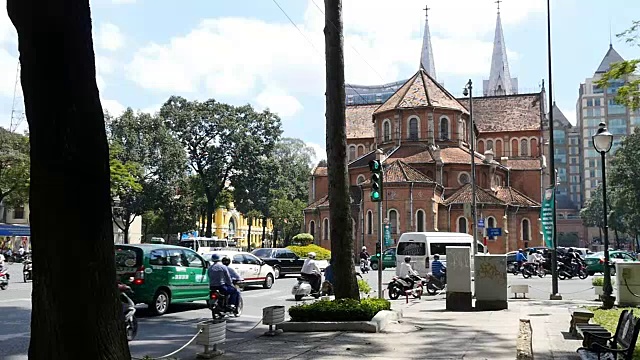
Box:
[371, 191, 381, 201]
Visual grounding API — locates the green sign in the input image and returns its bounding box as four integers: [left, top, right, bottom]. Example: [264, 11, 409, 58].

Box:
[384, 224, 392, 247]
[541, 187, 555, 248]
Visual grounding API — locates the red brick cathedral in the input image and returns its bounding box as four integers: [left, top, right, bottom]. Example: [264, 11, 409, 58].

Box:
[304, 7, 547, 254]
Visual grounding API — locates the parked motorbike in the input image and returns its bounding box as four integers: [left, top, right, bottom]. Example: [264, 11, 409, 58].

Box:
[292, 275, 321, 301]
[23, 259, 32, 282]
[360, 259, 370, 274]
[425, 271, 446, 295]
[209, 281, 244, 319]
[557, 261, 574, 280]
[387, 274, 424, 300]
[521, 262, 546, 278]
[118, 283, 138, 341]
[0, 268, 8, 290]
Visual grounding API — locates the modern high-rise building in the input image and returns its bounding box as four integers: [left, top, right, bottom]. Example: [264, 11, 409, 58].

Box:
[576, 44, 640, 204]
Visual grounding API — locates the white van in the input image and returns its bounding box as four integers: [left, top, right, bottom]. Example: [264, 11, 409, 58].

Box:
[395, 232, 485, 276]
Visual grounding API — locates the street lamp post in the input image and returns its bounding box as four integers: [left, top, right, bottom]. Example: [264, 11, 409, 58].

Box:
[592, 122, 615, 309]
[463, 80, 478, 255]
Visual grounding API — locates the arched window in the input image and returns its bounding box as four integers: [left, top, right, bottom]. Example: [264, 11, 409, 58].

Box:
[366, 210, 373, 234]
[478, 140, 485, 154]
[458, 172, 470, 185]
[348, 146, 356, 161]
[309, 221, 315, 238]
[383, 120, 391, 142]
[487, 216, 496, 240]
[522, 218, 531, 241]
[323, 218, 329, 240]
[443, 171, 449, 186]
[416, 210, 425, 232]
[530, 138, 538, 157]
[495, 139, 503, 157]
[388, 209, 398, 234]
[511, 139, 519, 157]
[356, 174, 366, 185]
[457, 217, 468, 233]
[439, 117, 449, 140]
[486, 140, 493, 150]
[461, 120, 467, 142]
[357, 145, 365, 157]
[229, 218, 236, 237]
[409, 118, 419, 140]
[520, 139, 529, 156]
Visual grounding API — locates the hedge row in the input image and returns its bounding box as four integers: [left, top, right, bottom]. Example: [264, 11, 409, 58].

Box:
[288, 298, 391, 322]
[286, 244, 331, 260]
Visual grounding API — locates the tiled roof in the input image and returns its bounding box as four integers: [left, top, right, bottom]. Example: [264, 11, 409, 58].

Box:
[305, 190, 360, 210]
[494, 186, 540, 207]
[374, 69, 468, 115]
[346, 104, 377, 139]
[506, 159, 542, 170]
[456, 93, 542, 133]
[313, 166, 328, 176]
[305, 195, 329, 210]
[362, 160, 434, 184]
[444, 183, 505, 205]
[440, 147, 483, 164]
[386, 145, 434, 164]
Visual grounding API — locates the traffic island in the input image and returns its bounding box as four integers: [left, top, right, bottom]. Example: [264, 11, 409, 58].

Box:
[275, 298, 400, 333]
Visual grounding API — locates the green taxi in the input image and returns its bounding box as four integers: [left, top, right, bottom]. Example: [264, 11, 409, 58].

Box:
[115, 244, 210, 316]
[370, 247, 396, 270]
[585, 250, 637, 276]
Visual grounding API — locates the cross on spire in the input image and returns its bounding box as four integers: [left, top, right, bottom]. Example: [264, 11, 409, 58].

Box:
[423, 5, 430, 18]
[495, 0, 502, 13]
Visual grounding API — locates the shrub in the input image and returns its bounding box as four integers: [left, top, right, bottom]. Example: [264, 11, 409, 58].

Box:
[358, 279, 372, 295]
[288, 298, 391, 322]
[592, 277, 615, 286]
[287, 244, 331, 260]
[291, 233, 314, 246]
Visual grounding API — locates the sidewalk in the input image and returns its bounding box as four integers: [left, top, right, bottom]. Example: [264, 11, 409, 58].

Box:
[175, 298, 596, 360]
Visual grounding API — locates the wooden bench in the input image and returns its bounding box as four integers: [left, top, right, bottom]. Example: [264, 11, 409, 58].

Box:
[569, 308, 595, 336]
[579, 310, 631, 348]
[577, 310, 640, 360]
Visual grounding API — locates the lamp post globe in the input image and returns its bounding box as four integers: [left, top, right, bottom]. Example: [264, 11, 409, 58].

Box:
[592, 122, 613, 154]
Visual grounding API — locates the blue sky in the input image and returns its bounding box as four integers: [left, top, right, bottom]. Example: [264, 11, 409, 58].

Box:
[0, 0, 638, 162]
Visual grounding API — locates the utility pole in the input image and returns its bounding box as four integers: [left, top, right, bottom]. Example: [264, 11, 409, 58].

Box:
[324, 0, 359, 299]
[370, 150, 384, 299]
[463, 80, 477, 255]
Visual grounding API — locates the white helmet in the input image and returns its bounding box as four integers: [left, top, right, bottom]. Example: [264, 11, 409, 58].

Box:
[308, 252, 316, 259]
[362, 246, 367, 251]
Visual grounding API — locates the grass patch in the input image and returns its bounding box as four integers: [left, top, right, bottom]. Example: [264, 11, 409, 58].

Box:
[288, 298, 391, 322]
[588, 306, 640, 359]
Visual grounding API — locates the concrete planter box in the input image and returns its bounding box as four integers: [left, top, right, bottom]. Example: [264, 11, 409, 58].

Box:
[276, 310, 401, 333]
[595, 286, 603, 297]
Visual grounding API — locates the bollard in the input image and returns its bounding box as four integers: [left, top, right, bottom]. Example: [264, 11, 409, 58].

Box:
[196, 320, 226, 359]
[263, 306, 285, 336]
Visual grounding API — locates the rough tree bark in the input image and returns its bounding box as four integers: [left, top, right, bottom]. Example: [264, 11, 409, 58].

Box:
[324, 0, 359, 300]
[247, 218, 253, 252]
[8, 0, 131, 358]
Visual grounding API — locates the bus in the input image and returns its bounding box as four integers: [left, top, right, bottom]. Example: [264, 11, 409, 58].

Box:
[178, 237, 239, 256]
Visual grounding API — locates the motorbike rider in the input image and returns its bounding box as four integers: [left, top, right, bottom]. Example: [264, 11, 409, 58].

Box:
[322, 258, 335, 295]
[527, 249, 544, 273]
[431, 254, 446, 281]
[301, 252, 322, 294]
[516, 249, 526, 270]
[221, 256, 244, 283]
[208, 254, 239, 310]
[359, 246, 370, 264]
[0, 254, 8, 280]
[397, 256, 419, 288]
[17, 246, 25, 259]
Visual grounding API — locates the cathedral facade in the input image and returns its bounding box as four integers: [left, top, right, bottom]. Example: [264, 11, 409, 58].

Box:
[304, 7, 548, 254]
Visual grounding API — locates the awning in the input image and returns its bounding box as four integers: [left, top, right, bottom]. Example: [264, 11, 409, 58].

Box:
[0, 224, 30, 236]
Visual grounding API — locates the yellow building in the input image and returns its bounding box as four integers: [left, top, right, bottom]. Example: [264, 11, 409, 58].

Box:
[199, 203, 274, 250]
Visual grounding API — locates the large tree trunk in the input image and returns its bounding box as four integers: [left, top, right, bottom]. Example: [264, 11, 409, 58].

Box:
[261, 217, 267, 247]
[247, 219, 253, 252]
[8, 0, 131, 358]
[205, 198, 214, 237]
[614, 229, 621, 249]
[324, 0, 359, 300]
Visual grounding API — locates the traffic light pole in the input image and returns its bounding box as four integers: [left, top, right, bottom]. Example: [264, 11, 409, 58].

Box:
[377, 199, 383, 299]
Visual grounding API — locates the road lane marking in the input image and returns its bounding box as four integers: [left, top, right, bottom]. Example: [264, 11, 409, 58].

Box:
[0, 332, 29, 341]
[0, 298, 30, 303]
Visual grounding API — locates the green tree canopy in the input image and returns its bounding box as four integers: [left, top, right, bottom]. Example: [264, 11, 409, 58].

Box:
[0, 127, 30, 209]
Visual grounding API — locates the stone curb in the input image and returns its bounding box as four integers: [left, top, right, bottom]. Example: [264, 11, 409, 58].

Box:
[275, 310, 402, 333]
[516, 318, 534, 360]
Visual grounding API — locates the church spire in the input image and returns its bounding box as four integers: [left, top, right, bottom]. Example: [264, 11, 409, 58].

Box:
[420, 5, 436, 80]
[483, 0, 518, 96]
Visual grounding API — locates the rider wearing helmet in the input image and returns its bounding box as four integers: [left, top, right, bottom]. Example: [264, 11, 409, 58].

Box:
[301, 252, 321, 293]
[221, 256, 244, 283]
[359, 246, 370, 260]
[208, 253, 239, 310]
[431, 254, 446, 280]
[397, 256, 419, 287]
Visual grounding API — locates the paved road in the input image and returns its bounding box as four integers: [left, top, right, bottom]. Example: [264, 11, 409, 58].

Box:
[0, 262, 600, 359]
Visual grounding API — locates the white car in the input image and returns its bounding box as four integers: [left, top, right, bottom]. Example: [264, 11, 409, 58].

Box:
[204, 250, 276, 289]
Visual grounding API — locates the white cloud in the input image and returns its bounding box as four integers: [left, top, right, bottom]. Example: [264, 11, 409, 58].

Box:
[306, 142, 326, 165]
[255, 86, 303, 118]
[102, 98, 126, 117]
[97, 23, 125, 51]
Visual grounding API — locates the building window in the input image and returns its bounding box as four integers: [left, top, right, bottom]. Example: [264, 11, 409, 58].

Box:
[520, 139, 529, 156]
[511, 139, 519, 157]
[439, 117, 449, 140]
[461, 120, 467, 142]
[409, 117, 419, 140]
[323, 218, 329, 240]
[383, 120, 391, 142]
[458, 172, 470, 185]
[367, 211, 373, 234]
[357, 145, 365, 157]
[357, 174, 366, 185]
[521, 218, 530, 241]
[309, 221, 315, 239]
[495, 139, 503, 157]
[486, 140, 493, 150]
[348, 146, 356, 161]
[416, 210, 425, 232]
[457, 216, 468, 233]
[487, 216, 496, 240]
[388, 209, 398, 234]
[13, 206, 24, 219]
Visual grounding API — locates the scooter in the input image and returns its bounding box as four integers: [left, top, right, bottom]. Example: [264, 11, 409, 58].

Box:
[292, 275, 321, 301]
[118, 283, 138, 341]
[387, 274, 424, 300]
[23, 259, 32, 282]
[0, 268, 9, 290]
[209, 281, 244, 319]
[425, 271, 446, 295]
[360, 258, 370, 274]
